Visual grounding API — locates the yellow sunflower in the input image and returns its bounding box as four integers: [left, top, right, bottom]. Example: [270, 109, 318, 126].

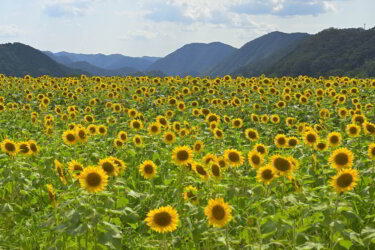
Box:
[139, 160, 157, 179]
[130, 119, 144, 131]
[256, 164, 277, 185]
[270, 114, 280, 124]
[97, 125, 108, 136]
[99, 158, 119, 176]
[28, 140, 40, 155]
[232, 118, 243, 128]
[331, 168, 359, 193]
[271, 154, 294, 176]
[68, 160, 84, 180]
[156, 115, 169, 128]
[287, 137, 299, 148]
[327, 132, 342, 147]
[1, 139, 19, 156]
[204, 198, 232, 228]
[346, 123, 361, 137]
[209, 162, 222, 180]
[203, 153, 218, 166]
[172, 146, 193, 166]
[117, 131, 128, 142]
[248, 150, 264, 169]
[217, 156, 228, 170]
[275, 134, 288, 148]
[213, 128, 224, 139]
[47, 184, 57, 208]
[328, 148, 354, 170]
[113, 139, 124, 148]
[253, 143, 268, 156]
[148, 122, 161, 136]
[244, 128, 259, 141]
[363, 121, 375, 136]
[79, 166, 108, 193]
[224, 149, 244, 167]
[62, 130, 77, 145]
[315, 141, 328, 151]
[192, 162, 209, 180]
[87, 124, 97, 135]
[368, 143, 375, 159]
[193, 140, 204, 153]
[75, 127, 88, 143]
[163, 131, 176, 144]
[144, 206, 180, 233]
[303, 130, 319, 147]
[18, 141, 31, 156]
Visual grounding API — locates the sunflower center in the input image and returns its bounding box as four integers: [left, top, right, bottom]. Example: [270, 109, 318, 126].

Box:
[218, 160, 226, 168]
[228, 152, 240, 162]
[307, 134, 316, 143]
[177, 150, 189, 161]
[144, 164, 154, 174]
[86, 172, 101, 187]
[234, 121, 240, 126]
[330, 136, 339, 144]
[120, 134, 127, 141]
[67, 134, 75, 142]
[288, 139, 297, 147]
[371, 147, 375, 156]
[355, 117, 364, 124]
[5, 142, 16, 152]
[196, 165, 207, 176]
[274, 157, 291, 171]
[74, 165, 83, 171]
[366, 124, 375, 133]
[277, 137, 286, 145]
[78, 130, 86, 140]
[216, 130, 222, 137]
[212, 205, 225, 220]
[86, 116, 93, 122]
[153, 212, 172, 227]
[334, 153, 349, 166]
[186, 191, 197, 201]
[166, 134, 173, 141]
[195, 144, 201, 151]
[151, 126, 158, 132]
[349, 127, 357, 134]
[337, 173, 353, 188]
[159, 118, 167, 126]
[133, 121, 140, 129]
[257, 146, 265, 154]
[211, 165, 220, 177]
[135, 138, 141, 144]
[30, 143, 37, 152]
[248, 131, 256, 139]
[317, 143, 326, 150]
[102, 162, 114, 174]
[252, 155, 260, 165]
[116, 140, 123, 147]
[261, 169, 273, 180]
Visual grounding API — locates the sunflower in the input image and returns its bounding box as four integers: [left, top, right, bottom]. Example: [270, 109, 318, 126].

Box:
[213, 128, 224, 139]
[331, 168, 359, 193]
[303, 130, 319, 146]
[204, 198, 232, 228]
[117, 131, 128, 142]
[62, 130, 77, 145]
[329, 148, 354, 170]
[179, 128, 189, 138]
[256, 165, 277, 185]
[193, 162, 209, 180]
[140, 160, 157, 179]
[315, 141, 328, 151]
[251, 114, 260, 123]
[193, 140, 204, 153]
[352, 114, 366, 125]
[260, 114, 269, 123]
[113, 138, 124, 148]
[253, 143, 268, 156]
[109, 156, 127, 173]
[203, 153, 218, 166]
[99, 158, 119, 177]
[28, 140, 40, 155]
[79, 166, 108, 193]
[244, 128, 259, 141]
[209, 162, 222, 180]
[1, 139, 19, 156]
[68, 160, 84, 180]
[147, 122, 161, 136]
[363, 121, 375, 136]
[287, 137, 299, 148]
[47, 184, 57, 207]
[54, 159, 67, 185]
[271, 154, 294, 176]
[248, 150, 264, 169]
[87, 124, 97, 135]
[172, 146, 193, 166]
[75, 127, 88, 143]
[270, 115, 280, 124]
[133, 134, 144, 147]
[338, 108, 348, 118]
[97, 125, 108, 136]
[156, 115, 169, 128]
[183, 186, 199, 204]
[327, 132, 342, 147]
[346, 123, 361, 137]
[232, 118, 243, 128]
[128, 108, 138, 118]
[18, 141, 31, 156]
[144, 206, 179, 233]
[217, 156, 228, 170]
[130, 119, 144, 131]
[224, 149, 244, 167]
[163, 131, 176, 144]
[172, 122, 181, 132]
[84, 115, 94, 123]
[368, 143, 375, 159]
[275, 134, 287, 148]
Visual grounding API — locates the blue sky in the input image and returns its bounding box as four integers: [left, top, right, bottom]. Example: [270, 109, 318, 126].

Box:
[0, 0, 373, 57]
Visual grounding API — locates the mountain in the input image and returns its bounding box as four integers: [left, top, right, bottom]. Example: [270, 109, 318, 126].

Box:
[146, 42, 237, 76]
[208, 31, 310, 76]
[264, 27, 375, 77]
[64, 61, 138, 76]
[45, 51, 160, 71]
[0, 43, 87, 77]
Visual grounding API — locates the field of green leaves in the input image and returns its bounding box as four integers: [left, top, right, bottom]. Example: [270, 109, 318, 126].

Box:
[0, 74, 374, 249]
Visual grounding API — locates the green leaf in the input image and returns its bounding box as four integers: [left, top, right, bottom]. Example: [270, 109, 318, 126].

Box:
[339, 240, 352, 249]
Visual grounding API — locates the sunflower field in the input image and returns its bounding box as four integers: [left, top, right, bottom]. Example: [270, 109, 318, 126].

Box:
[0, 73, 374, 250]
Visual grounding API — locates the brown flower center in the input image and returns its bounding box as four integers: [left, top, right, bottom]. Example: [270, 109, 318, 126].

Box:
[177, 150, 189, 161]
[212, 205, 225, 220]
[86, 172, 101, 187]
[336, 173, 353, 188]
[228, 152, 240, 162]
[334, 153, 349, 166]
[261, 169, 273, 180]
[274, 157, 291, 172]
[144, 164, 154, 174]
[153, 212, 172, 227]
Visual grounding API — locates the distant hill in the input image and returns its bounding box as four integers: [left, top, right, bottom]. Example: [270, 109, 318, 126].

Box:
[0, 43, 86, 77]
[263, 27, 375, 77]
[208, 31, 310, 76]
[146, 42, 237, 76]
[45, 51, 160, 72]
[64, 61, 138, 76]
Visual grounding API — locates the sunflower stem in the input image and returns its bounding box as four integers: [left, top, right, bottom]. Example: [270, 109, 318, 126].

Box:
[225, 226, 230, 250]
[329, 194, 340, 249]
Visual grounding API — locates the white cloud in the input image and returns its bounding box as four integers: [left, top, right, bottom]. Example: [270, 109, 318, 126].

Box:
[43, 0, 106, 17]
[0, 25, 22, 37]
